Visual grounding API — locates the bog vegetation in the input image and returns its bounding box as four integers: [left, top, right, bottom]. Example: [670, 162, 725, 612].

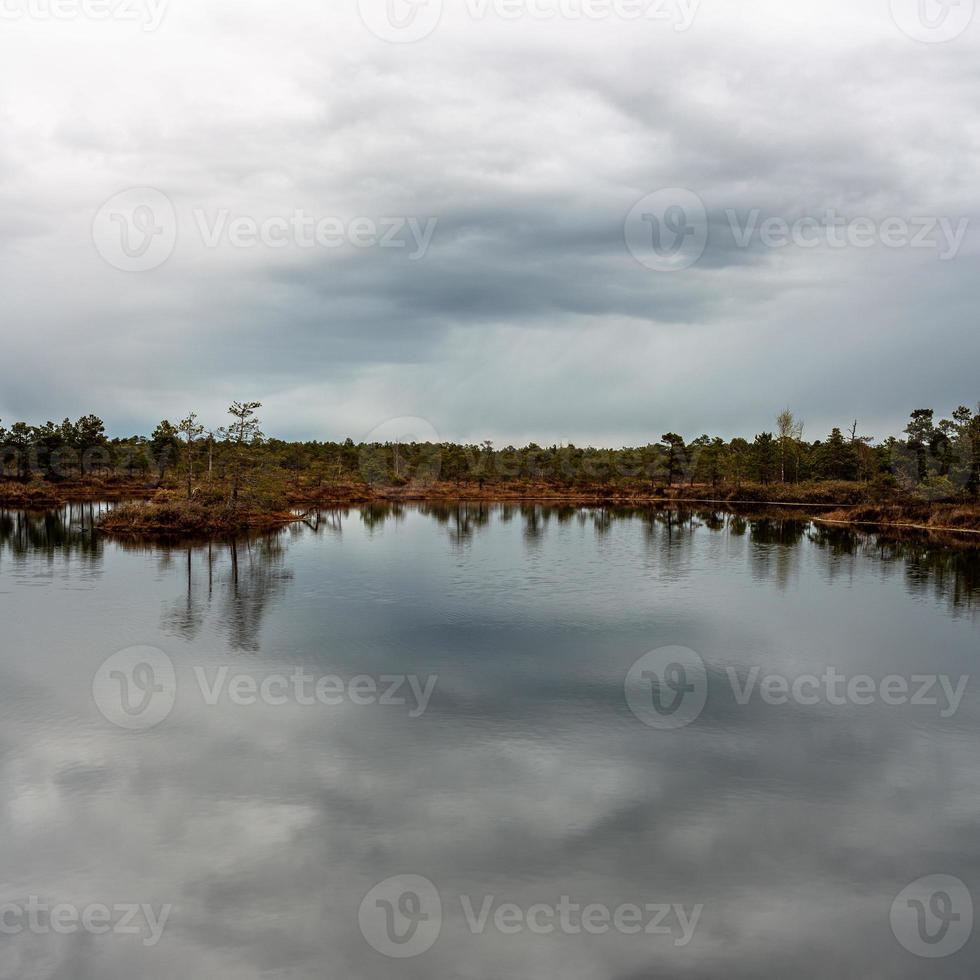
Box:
[1, 401, 979, 531]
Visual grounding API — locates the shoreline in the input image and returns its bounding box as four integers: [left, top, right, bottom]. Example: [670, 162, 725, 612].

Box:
[4, 480, 980, 539]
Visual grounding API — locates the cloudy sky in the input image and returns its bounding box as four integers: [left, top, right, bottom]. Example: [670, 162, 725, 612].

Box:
[1, 0, 977, 445]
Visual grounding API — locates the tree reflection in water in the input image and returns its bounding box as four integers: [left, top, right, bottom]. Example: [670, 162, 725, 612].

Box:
[2, 503, 977, 630]
[153, 535, 294, 651]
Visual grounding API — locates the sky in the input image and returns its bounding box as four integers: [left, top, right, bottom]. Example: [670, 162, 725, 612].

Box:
[0, 0, 978, 446]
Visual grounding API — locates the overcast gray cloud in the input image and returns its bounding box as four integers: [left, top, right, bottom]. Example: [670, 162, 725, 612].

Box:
[0, 0, 978, 444]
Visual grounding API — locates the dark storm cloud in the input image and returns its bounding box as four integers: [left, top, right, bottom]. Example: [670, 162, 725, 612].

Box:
[0, 0, 977, 443]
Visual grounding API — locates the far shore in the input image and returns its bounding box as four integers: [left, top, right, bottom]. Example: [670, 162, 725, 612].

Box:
[3, 478, 980, 539]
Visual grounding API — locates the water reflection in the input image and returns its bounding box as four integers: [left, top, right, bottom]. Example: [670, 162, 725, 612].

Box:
[280, 503, 980, 616]
[1, 502, 979, 979]
[0, 503, 110, 559]
[2, 503, 978, 617]
[420, 502, 493, 547]
[0, 506, 294, 649]
[156, 537, 293, 650]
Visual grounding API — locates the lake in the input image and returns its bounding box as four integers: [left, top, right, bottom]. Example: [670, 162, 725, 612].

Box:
[1, 502, 978, 978]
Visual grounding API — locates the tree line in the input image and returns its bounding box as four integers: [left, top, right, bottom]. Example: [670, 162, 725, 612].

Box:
[1, 402, 979, 500]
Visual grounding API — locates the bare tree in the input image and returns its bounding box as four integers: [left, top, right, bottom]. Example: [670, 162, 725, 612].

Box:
[776, 409, 795, 483]
[793, 418, 805, 483]
[205, 430, 215, 484]
[218, 402, 263, 504]
[178, 413, 204, 499]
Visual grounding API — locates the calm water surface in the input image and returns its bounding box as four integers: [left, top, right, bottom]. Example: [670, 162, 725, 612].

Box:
[1, 503, 979, 979]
